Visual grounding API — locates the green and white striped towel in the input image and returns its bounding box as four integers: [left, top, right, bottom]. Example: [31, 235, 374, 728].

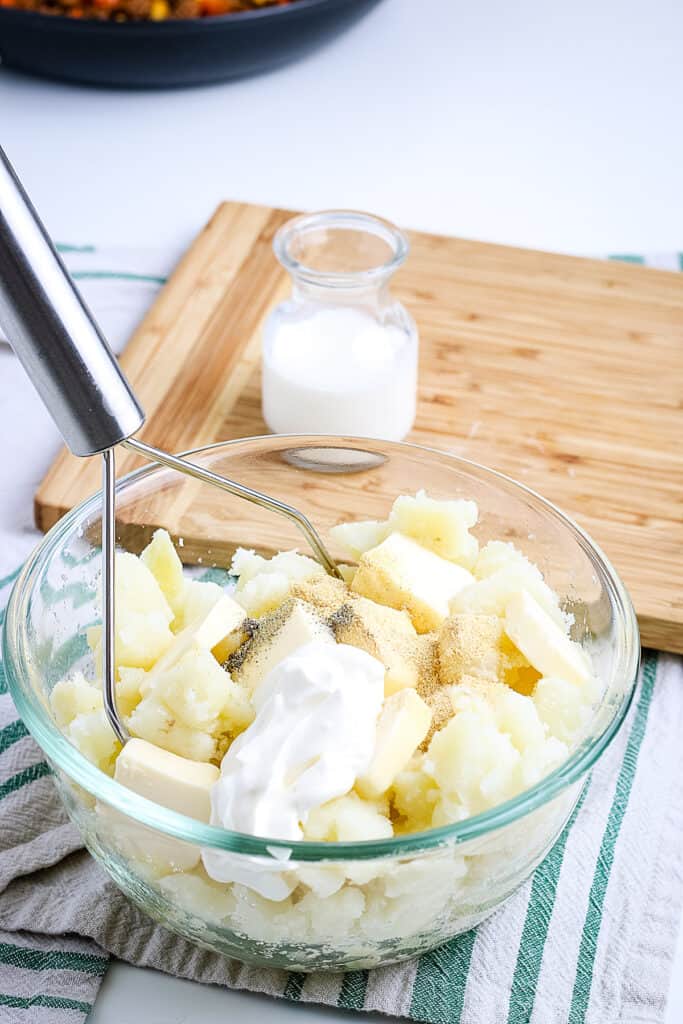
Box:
[0, 249, 681, 1024]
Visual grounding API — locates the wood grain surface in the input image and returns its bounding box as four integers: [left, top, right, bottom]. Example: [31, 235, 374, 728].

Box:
[35, 202, 683, 653]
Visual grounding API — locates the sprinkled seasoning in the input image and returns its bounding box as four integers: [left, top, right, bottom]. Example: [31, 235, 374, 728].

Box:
[223, 617, 259, 673]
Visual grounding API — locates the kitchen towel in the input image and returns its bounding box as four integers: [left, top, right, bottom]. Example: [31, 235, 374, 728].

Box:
[0, 247, 682, 1024]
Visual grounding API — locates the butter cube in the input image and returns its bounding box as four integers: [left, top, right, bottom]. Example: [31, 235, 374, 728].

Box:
[356, 689, 432, 799]
[330, 596, 420, 696]
[352, 533, 474, 633]
[111, 738, 218, 870]
[116, 738, 217, 819]
[505, 590, 590, 686]
[234, 599, 333, 694]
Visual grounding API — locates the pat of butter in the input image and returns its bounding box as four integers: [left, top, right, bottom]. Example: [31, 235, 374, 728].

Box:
[106, 738, 219, 871]
[115, 738, 218, 820]
[504, 590, 590, 687]
[356, 688, 432, 799]
[235, 599, 332, 694]
[352, 532, 474, 633]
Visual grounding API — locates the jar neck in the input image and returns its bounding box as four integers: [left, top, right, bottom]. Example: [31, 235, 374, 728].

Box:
[290, 274, 393, 310]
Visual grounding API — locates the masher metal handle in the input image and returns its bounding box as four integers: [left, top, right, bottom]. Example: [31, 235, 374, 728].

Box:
[0, 145, 340, 749]
[0, 146, 145, 455]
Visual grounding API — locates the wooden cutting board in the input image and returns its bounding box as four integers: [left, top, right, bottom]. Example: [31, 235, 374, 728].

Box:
[35, 202, 683, 653]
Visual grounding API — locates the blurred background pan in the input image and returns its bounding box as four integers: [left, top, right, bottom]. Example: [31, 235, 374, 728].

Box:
[0, 0, 382, 88]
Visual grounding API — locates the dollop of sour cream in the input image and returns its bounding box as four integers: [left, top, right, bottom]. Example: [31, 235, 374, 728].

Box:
[201, 640, 384, 899]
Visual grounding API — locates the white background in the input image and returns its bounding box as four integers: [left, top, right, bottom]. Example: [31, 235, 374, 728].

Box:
[1, 0, 682, 1020]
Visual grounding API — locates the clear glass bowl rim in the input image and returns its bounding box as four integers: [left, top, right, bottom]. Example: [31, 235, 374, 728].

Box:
[272, 209, 409, 287]
[3, 435, 640, 863]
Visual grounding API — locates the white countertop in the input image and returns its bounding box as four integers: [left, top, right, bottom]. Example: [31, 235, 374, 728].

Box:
[1, 0, 682, 1019]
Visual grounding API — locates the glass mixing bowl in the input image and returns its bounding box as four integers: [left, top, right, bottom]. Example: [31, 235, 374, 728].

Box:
[3, 436, 639, 971]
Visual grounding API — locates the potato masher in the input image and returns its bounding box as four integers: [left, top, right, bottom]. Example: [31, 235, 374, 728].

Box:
[0, 146, 340, 745]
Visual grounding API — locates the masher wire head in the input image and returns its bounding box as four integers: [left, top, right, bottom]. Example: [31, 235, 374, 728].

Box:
[102, 440, 341, 745]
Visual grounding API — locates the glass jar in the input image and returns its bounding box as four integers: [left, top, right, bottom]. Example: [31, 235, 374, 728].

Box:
[262, 211, 418, 440]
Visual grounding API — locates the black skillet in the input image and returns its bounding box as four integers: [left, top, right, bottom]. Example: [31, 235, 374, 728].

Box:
[0, 0, 383, 88]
